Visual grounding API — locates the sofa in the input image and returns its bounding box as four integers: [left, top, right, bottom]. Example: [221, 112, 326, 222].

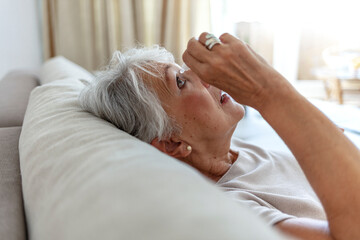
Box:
[0, 56, 294, 240]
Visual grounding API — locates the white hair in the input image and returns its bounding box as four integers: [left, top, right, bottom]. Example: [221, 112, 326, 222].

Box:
[78, 45, 180, 143]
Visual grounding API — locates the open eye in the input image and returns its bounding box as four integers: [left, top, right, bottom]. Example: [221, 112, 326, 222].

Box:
[176, 75, 186, 89]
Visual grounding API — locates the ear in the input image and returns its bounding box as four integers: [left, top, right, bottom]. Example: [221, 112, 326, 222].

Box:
[150, 137, 191, 158]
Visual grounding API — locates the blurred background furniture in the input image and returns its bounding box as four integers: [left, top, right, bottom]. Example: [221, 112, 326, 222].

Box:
[320, 47, 360, 104]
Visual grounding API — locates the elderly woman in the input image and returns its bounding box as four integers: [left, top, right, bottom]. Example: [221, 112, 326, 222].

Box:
[79, 33, 360, 240]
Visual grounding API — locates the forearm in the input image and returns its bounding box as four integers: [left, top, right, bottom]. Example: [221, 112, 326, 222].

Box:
[257, 82, 360, 239]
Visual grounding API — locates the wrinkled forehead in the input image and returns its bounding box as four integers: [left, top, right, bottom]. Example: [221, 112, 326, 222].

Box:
[140, 62, 179, 99]
[138, 62, 169, 81]
[149, 62, 181, 79]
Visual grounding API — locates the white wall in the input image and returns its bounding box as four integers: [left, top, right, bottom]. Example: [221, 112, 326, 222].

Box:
[0, 0, 42, 79]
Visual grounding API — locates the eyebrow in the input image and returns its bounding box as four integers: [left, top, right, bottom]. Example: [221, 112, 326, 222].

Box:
[158, 64, 176, 97]
[164, 64, 171, 85]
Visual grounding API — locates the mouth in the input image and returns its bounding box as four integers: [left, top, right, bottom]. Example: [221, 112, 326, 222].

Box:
[220, 91, 230, 105]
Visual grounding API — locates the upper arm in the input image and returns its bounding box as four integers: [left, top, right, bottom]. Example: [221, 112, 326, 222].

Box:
[275, 218, 333, 240]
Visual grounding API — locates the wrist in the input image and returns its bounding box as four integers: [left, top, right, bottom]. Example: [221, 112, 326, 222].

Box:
[255, 79, 299, 116]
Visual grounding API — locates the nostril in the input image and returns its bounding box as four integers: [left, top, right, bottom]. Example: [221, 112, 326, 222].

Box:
[201, 80, 210, 88]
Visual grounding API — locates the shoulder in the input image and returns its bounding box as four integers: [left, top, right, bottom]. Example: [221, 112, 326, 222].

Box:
[231, 137, 294, 162]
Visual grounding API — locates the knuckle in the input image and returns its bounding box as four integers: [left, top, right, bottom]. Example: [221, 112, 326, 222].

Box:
[199, 32, 208, 39]
[182, 51, 189, 61]
[221, 46, 233, 58]
[238, 39, 247, 48]
[186, 37, 196, 49]
[210, 57, 223, 69]
[231, 40, 246, 53]
[220, 32, 230, 39]
[199, 32, 209, 43]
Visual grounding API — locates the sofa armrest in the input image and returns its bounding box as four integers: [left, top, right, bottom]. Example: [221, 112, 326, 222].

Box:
[0, 126, 27, 240]
[0, 71, 39, 127]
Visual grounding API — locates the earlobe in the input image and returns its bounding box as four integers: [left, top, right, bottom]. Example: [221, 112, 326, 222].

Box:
[150, 137, 192, 158]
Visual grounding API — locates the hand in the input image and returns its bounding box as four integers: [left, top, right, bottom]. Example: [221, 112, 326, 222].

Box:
[182, 32, 292, 110]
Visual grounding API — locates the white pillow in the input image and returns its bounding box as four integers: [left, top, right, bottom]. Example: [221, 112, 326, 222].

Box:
[19, 58, 286, 239]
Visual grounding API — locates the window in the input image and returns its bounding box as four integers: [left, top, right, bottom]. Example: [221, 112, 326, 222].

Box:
[210, 0, 360, 82]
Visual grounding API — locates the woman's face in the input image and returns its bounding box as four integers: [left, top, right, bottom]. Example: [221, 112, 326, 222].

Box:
[149, 64, 245, 142]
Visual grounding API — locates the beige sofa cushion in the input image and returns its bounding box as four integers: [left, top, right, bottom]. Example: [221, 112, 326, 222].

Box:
[0, 127, 26, 240]
[39, 56, 94, 84]
[19, 57, 286, 239]
[0, 71, 39, 127]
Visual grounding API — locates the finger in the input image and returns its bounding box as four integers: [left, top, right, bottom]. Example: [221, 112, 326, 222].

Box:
[198, 32, 222, 51]
[186, 37, 212, 63]
[198, 32, 210, 46]
[219, 32, 242, 44]
[182, 50, 208, 79]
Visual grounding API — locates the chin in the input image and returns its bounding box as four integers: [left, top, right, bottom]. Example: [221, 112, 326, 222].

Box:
[232, 102, 246, 121]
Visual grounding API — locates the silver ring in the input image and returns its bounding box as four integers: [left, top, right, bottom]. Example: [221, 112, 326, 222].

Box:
[205, 34, 221, 50]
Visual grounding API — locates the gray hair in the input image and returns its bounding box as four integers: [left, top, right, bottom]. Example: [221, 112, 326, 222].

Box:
[78, 45, 180, 143]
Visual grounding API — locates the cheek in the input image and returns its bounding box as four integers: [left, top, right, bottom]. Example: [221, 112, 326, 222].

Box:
[182, 95, 215, 119]
[179, 95, 222, 132]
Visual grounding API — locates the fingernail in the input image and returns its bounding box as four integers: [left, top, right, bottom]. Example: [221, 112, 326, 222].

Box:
[182, 63, 190, 71]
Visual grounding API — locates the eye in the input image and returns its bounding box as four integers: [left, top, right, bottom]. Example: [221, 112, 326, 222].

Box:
[176, 75, 186, 89]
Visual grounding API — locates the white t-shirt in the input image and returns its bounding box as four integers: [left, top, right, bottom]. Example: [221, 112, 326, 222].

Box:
[216, 137, 327, 225]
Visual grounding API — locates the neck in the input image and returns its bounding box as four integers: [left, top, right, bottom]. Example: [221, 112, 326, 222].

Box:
[182, 134, 238, 182]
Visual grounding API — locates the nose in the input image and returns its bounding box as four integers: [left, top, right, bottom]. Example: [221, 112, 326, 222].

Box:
[201, 80, 210, 88]
[187, 69, 211, 88]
